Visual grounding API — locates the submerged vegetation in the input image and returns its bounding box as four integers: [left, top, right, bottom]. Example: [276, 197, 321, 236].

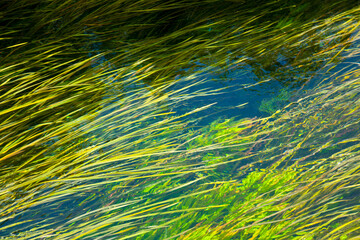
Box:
[259, 88, 291, 115]
[1, 0, 360, 239]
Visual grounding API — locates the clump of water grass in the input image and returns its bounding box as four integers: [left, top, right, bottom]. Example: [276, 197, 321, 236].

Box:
[1, 1, 360, 239]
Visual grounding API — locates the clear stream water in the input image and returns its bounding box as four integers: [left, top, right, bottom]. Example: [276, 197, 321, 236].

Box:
[2, 4, 360, 238]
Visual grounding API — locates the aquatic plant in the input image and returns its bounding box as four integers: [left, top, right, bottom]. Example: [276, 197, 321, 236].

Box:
[1, 0, 360, 239]
[259, 88, 291, 115]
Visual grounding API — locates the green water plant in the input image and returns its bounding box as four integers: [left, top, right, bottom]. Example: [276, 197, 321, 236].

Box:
[259, 88, 291, 115]
[1, 1, 360, 239]
[138, 58, 360, 239]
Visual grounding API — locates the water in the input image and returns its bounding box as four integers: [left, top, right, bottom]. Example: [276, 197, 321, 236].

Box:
[1, 1, 360, 239]
[169, 62, 294, 123]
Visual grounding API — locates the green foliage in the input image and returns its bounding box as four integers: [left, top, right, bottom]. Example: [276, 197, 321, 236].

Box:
[139, 167, 300, 239]
[259, 88, 291, 115]
[1, 0, 360, 239]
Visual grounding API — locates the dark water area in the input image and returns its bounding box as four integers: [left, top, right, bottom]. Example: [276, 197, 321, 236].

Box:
[170, 65, 283, 122]
[167, 62, 319, 128]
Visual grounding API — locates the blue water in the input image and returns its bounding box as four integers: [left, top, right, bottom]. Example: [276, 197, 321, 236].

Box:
[167, 63, 298, 128]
